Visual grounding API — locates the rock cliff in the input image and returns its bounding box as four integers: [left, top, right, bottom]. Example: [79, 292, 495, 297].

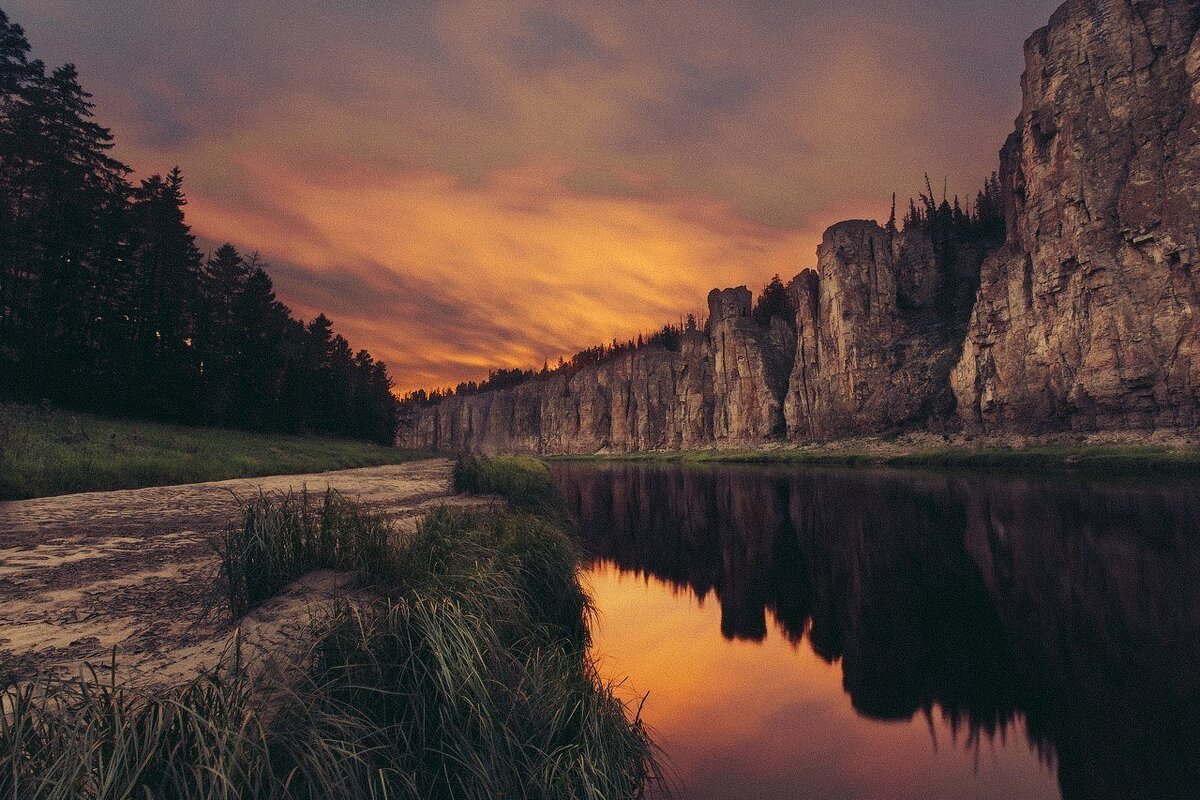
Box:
[784, 222, 979, 439]
[409, 333, 716, 454]
[708, 286, 794, 441]
[952, 0, 1200, 430]
[400, 0, 1200, 453]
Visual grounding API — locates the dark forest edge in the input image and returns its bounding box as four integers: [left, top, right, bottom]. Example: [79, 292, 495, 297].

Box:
[0, 10, 398, 445]
[0, 403, 424, 500]
[2, 463, 662, 799]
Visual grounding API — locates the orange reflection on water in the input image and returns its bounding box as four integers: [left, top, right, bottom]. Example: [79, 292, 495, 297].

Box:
[585, 562, 1060, 800]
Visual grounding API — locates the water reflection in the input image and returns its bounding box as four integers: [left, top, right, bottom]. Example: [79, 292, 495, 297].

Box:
[553, 463, 1200, 800]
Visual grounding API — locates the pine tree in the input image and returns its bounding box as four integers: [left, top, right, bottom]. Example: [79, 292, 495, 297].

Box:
[19, 62, 130, 399]
[193, 243, 250, 420]
[127, 168, 202, 418]
[229, 265, 291, 429]
[0, 11, 41, 385]
[204, 244, 248, 309]
[752, 274, 792, 326]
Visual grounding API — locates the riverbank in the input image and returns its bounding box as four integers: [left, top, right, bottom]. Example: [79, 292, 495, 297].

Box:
[0, 403, 423, 500]
[0, 460, 458, 685]
[543, 430, 1200, 475]
[0, 457, 660, 798]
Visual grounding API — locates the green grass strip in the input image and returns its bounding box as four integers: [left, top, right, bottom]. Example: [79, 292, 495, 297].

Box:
[0, 403, 426, 500]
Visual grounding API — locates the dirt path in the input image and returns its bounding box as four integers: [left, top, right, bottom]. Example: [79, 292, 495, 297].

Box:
[0, 458, 459, 686]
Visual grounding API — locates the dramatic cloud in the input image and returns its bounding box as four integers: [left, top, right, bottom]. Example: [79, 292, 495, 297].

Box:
[13, 0, 1061, 391]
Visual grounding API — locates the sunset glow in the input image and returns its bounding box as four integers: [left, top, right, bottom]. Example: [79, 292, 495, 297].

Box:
[14, 0, 1062, 392]
[586, 564, 1060, 800]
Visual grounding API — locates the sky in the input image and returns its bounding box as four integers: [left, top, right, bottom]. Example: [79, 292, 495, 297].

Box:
[12, 0, 1062, 393]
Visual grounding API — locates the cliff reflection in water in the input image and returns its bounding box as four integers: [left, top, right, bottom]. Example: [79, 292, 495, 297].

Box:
[552, 463, 1200, 800]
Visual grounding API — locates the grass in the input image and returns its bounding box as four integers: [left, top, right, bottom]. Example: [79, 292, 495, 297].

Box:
[546, 442, 1200, 475]
[453, 454, 567, 516]
[219, 489, 394, 617]
[1, 458, 663, 799]
[0, 403, 426, 500]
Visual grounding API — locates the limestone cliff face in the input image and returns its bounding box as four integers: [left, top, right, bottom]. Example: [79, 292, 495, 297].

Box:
[952, 0, 1200, 430]
[708, 287, 794, 441]
[402, 286, 797, 454]
[401, 0, 1200, 452]
[784, 222, 973, 439]
[406, 334, 715, 454]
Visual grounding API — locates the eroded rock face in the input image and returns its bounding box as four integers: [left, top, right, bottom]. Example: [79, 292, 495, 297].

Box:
[400, 285, 804, 453]
[401, 0, 1200, 452]
[402, 334, 715, 454]
[952, 0, 1200, 430]
[784, 222, 970, 439]
[708, 287, 794, 441]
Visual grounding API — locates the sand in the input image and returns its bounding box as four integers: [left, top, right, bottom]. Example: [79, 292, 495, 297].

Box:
[0, 458, 465, 687]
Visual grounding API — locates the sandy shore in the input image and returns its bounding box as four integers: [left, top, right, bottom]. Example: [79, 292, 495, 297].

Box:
[0, 458, 460, 687]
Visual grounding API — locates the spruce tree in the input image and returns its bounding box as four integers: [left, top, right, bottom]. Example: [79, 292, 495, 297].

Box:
[20, 62, 130, 400]
[127, 168, 202, 418]
[0, 11, 40, 384]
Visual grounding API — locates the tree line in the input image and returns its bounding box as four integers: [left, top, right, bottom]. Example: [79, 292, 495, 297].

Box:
[891, 172, 1007, 332]
[0, 10, 397, 443]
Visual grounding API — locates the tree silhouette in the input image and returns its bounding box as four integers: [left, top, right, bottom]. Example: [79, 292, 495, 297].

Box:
[0, 9, 399, 444]
[752, 274, 792, 326]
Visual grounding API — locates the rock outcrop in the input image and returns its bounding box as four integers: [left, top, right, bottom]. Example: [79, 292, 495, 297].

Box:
[409, 333, 715, 454]
[708, 287, 794, 441]
[952, 0, 1200, 430]
[401, 0, 1200, 453]
[406, 292, 798, 454]
[785, 222, 977, 439]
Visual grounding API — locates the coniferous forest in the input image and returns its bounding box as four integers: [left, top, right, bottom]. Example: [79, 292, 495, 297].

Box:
[0, 11, 397, 444]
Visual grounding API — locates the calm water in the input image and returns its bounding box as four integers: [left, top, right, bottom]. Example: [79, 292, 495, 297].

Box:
[550, 463, 1200, 800]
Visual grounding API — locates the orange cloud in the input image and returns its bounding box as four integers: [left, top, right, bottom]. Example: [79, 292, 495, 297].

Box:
[9, 0, 1063, 393]
[186, 157, 824, 392]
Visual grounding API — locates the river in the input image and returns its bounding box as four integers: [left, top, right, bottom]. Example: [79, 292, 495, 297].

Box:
[550, 462, 1200, 800]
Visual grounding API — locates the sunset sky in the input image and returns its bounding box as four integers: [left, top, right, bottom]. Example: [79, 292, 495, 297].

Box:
[14, 1, 1061, 393]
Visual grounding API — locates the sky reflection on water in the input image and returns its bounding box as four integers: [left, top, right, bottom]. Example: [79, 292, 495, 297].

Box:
[556, 463, 1200, 800]
[585, 564, 1056, 800]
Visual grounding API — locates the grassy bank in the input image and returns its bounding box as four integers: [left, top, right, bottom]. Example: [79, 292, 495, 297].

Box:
[0, 403, 425, 500]
[546, 440, 1200, 475]
[1, 460, 661, 799]
[453, 454, 566, 515]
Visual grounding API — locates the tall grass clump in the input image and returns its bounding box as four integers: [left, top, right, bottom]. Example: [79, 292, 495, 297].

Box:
[2, 493, 663, 798]
[307, 508, 659, 798]
[219, 489, 392, 617]
[453, 454, 565, 516]
[0, 646, 412, 800]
